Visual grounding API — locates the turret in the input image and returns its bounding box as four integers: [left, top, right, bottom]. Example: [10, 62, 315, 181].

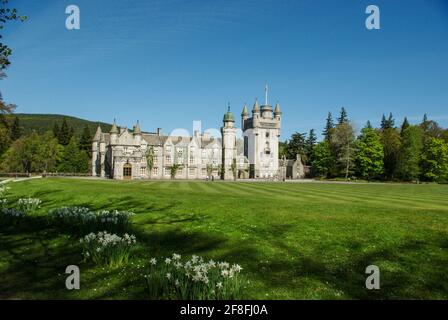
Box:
[110, 119, 119, 144]
[221, 105, 237, 180]
[252, 99, 260, 127]
[241, 103, 248, 130]
[92, 125, 102, 176]
[274, 102, 282, 128]
[133, 120, 142, 144]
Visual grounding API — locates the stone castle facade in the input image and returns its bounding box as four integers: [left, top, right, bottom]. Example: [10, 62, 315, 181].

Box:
[92, 89, 303, 180]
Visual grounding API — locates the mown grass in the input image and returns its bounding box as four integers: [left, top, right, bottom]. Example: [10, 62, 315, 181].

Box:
[1, 178, 447, 299]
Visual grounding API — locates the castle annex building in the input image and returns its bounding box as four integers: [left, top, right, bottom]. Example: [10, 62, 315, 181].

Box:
[92, 88, 301, 180]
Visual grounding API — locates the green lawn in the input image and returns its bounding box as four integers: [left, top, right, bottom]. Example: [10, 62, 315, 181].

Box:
[1, 178, 447, 299]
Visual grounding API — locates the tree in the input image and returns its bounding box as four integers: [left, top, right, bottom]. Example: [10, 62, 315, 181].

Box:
[354, 127, 384, 180]
[365, 120, 373, 129]
[381, 113, 395, 130]
[53, 122, 60, 138]
[420, 138, 448, 182]
[145, 146, 155, 178]
[1, 1, 27, 71]
[9, 115, 20, 140]
[79, 125, 92, 156]
[396, 126, 423, 181]
[1, 132, 60, 173]
[279, 140, 288, 159]
[305, 129, 317, 160]
[331, 122, 356, 179]
[0, 125, 10, 155]
[400, 117, 410, 136]
[170, 164, 181, 179]
[337, 107, 348, 125]
[57, 137, 89, 173]
[230, 158, 237, 181]
[58, 118, 72, 145]
[380, 127, 401, 180]
[287, 132, 307, 162]
[310, 141, 333, 178]
[323, 112, 334, 142]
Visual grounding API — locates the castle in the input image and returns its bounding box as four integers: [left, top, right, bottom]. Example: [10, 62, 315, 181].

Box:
[91, 88, 298, 180]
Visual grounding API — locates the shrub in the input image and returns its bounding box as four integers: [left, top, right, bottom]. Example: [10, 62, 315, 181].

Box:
[17, 198, 42, 214]
[0, 208, 27, 225]
[145, 253, 244, 300]
[80, 231, 137, 267]
[49, 207, 134, 233]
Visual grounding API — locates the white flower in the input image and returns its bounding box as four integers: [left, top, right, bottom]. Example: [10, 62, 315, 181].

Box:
[150, 258, 157, 265]
[165, 258, 172, 265]
[175, 279, 180, 287]
[166, 273, 171, 280]
[172, 253, 181, 260]
[216, 282, 223, 289]
[221, 269, 229, 278]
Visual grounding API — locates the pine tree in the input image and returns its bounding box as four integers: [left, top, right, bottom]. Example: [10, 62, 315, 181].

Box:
[337, 107, 348, 124]
[396, 126, 423, 181]
[400, 117, 410, 136]
[58, 118, 71, 145]
[79, 125, 92, 156]
[310, 141, 333, 178]
[387, 113, 395, 129]
[305, 129, 317, 160]
[287, 132, 307, 162]
[366, 120, 372, 129]
[323, 112, 334, 141]
[53, 123, 60, 138]
[380, 114, 387, 129]
[10, 116, 21, 141]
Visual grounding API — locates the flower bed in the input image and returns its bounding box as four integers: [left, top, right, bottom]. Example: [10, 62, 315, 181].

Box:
[145, 253, 244, 300]
[80, 231, 137, 267]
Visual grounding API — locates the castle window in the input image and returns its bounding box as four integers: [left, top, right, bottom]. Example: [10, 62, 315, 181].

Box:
[140, 167, 146, 175]
[189, 168, 195, 176]
[189, 156, 194, 165]
[165, 155, 171, 164]
[152, 167, 158, 175]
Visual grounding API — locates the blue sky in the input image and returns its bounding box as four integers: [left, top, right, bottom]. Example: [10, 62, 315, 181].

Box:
[2, 0, 448, 140]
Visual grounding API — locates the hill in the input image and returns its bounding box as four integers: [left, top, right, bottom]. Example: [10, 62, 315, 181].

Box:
[5, 113, 112, 136]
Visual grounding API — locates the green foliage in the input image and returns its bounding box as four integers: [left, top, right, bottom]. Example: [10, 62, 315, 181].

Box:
[9, 115, 21, 140]
[331, 122, 356, 179]
[380, 128, 401, 179]
[145, 146, 155, 177]
[337, 107, 348, 125]
[146, 254, 244, 300]
[310, 141, 333, 177]
[400, 117, 410, 136]
[58, 118, 73, 145]
[305, 129, 317, 160]
[355, 127, 384, 180]
[1, 131, 60, 172]
[396, 126, 423, 181]
[323, 112, 334, 141]
[0, 0, 27, 71]
[286, 132, 307, 162]
[79, 125, 92, 156]
[170, 164, 181, 179]
[4, 113, 112, 137]
[57, 137, 90, 173]
[0, 125, 10, 155]
[420, 138, 448, 182]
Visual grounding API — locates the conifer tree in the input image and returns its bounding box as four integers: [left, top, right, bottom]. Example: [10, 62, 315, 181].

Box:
[337, 107, 348, 124]
[323, 112, 334, 142]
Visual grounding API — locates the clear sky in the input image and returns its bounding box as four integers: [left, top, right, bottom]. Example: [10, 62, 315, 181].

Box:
[2, 0, 448, 140]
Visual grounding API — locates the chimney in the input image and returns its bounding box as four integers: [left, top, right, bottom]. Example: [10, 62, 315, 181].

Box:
[157, 128, 162, 136]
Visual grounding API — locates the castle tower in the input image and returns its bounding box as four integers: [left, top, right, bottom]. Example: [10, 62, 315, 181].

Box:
[221, 105, 237, 180]
[110, 119, 119, 145]
[92, 125, 102, 176]
[133, 120, 142, 144]
[242, 85, 281, 178]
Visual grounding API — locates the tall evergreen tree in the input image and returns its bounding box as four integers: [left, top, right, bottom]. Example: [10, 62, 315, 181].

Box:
[381, 113, 395, 130]
[365, 120, 373, 129]
[287, 132, 307, 162]
[380, 127, 401, 180]
[396, 126, 423, 181]
[323, 112, 334, 142]
[10, 116, 21, 140]
[58, 118, 71, 145]
[400, 117, 410, 136]
[337, 107, 348, 124]
[305, 129, 317, 160]
[53, 122, 60, 138]
[79, 125, 92, 156]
